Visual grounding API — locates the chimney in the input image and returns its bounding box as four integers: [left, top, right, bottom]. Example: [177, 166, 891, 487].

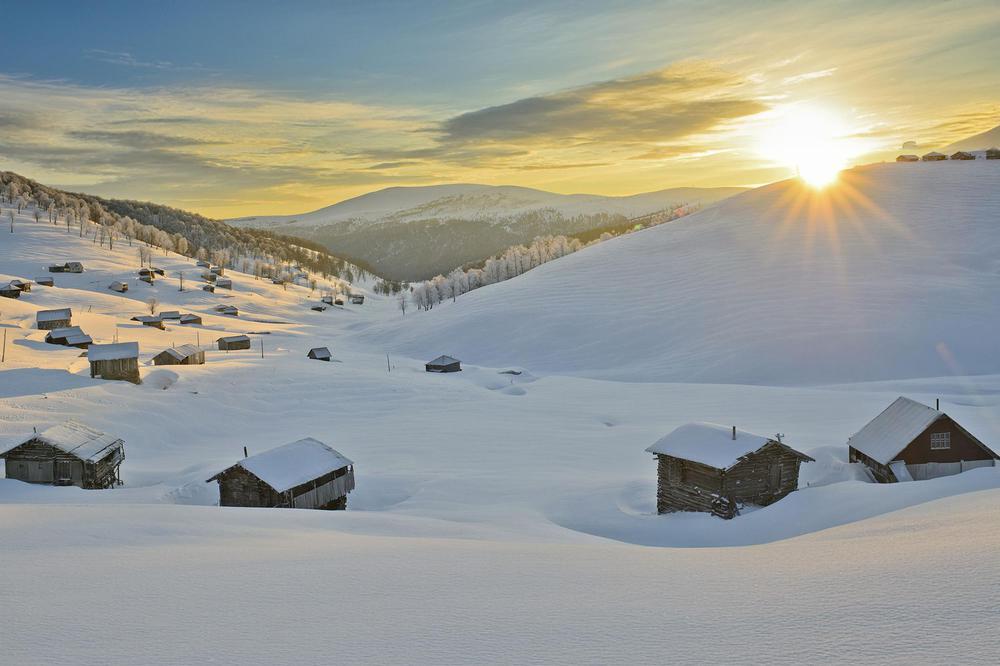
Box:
[936, 398, 940, 410]
[243, 446, 248, 458]
[732, 426, 736, 440]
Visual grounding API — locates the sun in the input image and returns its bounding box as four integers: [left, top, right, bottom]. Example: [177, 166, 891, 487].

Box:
[758, 104, 853, 188]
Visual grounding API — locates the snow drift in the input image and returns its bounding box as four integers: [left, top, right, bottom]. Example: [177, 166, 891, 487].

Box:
[358, 161, 1000, 384]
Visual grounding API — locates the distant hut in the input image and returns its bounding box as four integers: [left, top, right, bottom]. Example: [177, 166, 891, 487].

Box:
[152, 344, 205, 366]
[0, 421, 124, 489]
[215, 305, 238, 316]
[311, 305, 327, 312]
[350, 294, 365, 304]
[646, 423, 815, 519]
[88, 342, 141, 384]
[179, 313, 202, 325]
[0, 283, 22, 299]
[210, 266, 225, 276]
[921, 151, 947, 161]
[64, 262, 84, 273]
[9, 279, 31, 292]
[34, 276, 54, 287]
[159, 310, 181, 320]
[334, 297, 344, 306]
[307, 347, 332, 361]
[426, 355, 462, 373]
[217, 335, 251, 351]
[321, 295, 334, 305]
[895, 154, 919, 162]
[206, 438, 355, 510]
[109, 280, 129, 293]
[216, 277, 233, 290]
[131, 315, 165, 330]
[950, 151, 975, 160]
[202, 284, 215, 293]
[986, 147, 1000, 160]
[45, 326, 92, 348]
[150, 267, 165, 276]
[202, 271, 217, 283]
[47, 263, 66, 273]
[196, 260, 211, 268]
[848, 397, 998, 482]
[37, 308, 72, 330]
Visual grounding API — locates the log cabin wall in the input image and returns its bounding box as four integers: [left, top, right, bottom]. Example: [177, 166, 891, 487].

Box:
[216, 467, 284, 507]
[90, 358, 141, 384]
[2, 439, 121, 489]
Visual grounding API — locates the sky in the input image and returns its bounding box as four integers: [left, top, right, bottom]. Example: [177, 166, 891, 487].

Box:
[0, 0, 998, 218]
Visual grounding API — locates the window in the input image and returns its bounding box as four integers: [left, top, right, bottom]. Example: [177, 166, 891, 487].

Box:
[930, 432, 951, 450]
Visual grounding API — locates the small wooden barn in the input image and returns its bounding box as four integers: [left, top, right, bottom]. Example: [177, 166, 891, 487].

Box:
[47, 263, 66, 273]
[179, 313, 202, 325]
[334, 297, 344, 306]
[321, 295, 334, 305]
[350, 294, 365, 304]
[217, 335, 251, 351]
[196, 260, 211, 268]
[0, 283, 22, 299]
[848, 397, 998, 482]
[307, 347, 332, 361]
[986, 147, 1000, 160]
[215, 305, 238, 316]
[64, 262, 84, 273]
[34, 276, 54, 287]
[426, 355, 461, 373]
[646, 423, 815, 519]
[216, 277, 233, 289]
[88, 342, 141, 384]
[210, 266, 225, 276]
[0, 421, 124, 489]
[159, 311, 182, 320]
[9, 279, 30, 292]
[207, 438, 355, 510]
[131, 315, 165, 330]
[45, 326, 92, 348]
[202, 271, 217, 283]
[109, 280, 129, 293]
[36, 308, 72, 330]
[202, 284, 215, 293]
[895, 154, 919, 162]
[153, 344, 205, 366]
[921, 151, 947, 161]
[311, 306, 327, 312]
[950, 151, 975, 160]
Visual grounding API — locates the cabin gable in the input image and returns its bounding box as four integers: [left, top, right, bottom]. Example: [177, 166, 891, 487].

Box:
[896, 416, 997, 465]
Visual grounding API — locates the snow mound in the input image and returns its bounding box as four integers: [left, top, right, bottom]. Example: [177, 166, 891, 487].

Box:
[358, 162, 1000, 384]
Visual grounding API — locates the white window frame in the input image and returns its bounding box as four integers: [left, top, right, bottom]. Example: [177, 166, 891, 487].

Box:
[930, 432, 951, 450]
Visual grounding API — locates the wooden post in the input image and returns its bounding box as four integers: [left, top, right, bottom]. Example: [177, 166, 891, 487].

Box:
[732, 426, 736, 440]
[1, 329, 6, 363]
[243, 446, 248, 458]
[936, 398, 940, 410]
[260, 339, 264, 358]
[386, 353, 390, 372]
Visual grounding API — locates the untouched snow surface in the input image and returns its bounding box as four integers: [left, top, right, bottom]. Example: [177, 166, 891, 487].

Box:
[356, 161, 1000, 384]
[2, 174, 999, 664]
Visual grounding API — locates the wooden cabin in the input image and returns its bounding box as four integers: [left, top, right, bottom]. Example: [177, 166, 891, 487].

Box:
[334, 297, 344, 306]
[215, 305, 238, 316]
[109, 280, 129, 293]
[196, 260, 211, 268]
[150, 267, 165, 276]
[202, 284, 215, 293]
[45, 326, 92, 348]
[36, 308, 72, 330]
[9, 279, 30, 292]
[950, 151, 975, 160]
[986, 147, 1000, 160]
[0, 421, 124, 489]
[0, 283, 22, 299]
[307, 347, 332, 361]
[152, 344, 205, 366]
[34, 277, 54, 287]
[131, 315, 165, 330]
[47, 263, 66, 273]
[848, 397, 998, 482]
[311, 306, 327, 312]
[350, 294, 365, 304]
[207, 438, 355, 510]
[159, 311, 181, 320]
[179, 313, 202, 325]
[139, 274, 155, 285]
[88, 342, 141, 384]
[895, 154, 919, 162]
[65, 262, 84, 273]
[210, 266, 225, 276]
[216, 277, 233, 290]
[921, 151, 947, 161]
[202, 271, 217, 283]
[426, 355, 462, 373]
[321, 295, 334, 305]
[645, 423, 815, 519]
[217, 335, 251, 351]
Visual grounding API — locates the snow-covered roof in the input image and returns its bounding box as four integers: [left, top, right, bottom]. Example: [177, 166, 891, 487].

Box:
[209, 437, 353, 492]
[179, 313, 201, 322]
[132, 315, 162, 323]
[923, 151, 945, 157]
[159, 311, 181, 319]
[88, 342, 139, 362]
[645, 422, 778, 470]
[158, 344, 200, 360]
[848, 397, 943, 465]
[308, 346, 331, 358]
[37, 308, 72, 322]
[47, 326, 85, 338]
[428, 355, 460, 366]
[4, 420, 123, 463]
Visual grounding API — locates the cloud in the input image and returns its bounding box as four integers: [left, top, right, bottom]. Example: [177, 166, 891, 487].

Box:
[67, 130, 225, 149]
[85, 49, 206, 72]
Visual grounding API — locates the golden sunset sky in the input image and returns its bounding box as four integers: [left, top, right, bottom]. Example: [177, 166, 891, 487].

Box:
[1, 1, 998, 217]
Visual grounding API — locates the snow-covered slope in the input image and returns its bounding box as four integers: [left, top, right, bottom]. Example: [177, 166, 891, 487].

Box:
[945, 122, 1000, 152]
[357, 161, 1000, 384]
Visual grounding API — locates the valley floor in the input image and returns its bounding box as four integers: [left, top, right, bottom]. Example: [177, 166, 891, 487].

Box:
[2, 217, 999, 664]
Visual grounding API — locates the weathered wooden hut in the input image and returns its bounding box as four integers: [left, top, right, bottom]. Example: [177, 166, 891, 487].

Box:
[202, 284, 215, 293]
[645, 423, 815, 519]
[321, 295, 334, 305]
[986, 147, 1000, 160]
[159, 310, 182, 320]
[9, 279, 30, 292]
[202, 271, 217, 283]
[216, 277, 233, 290]
[88, 342, 141, 383]
[0, 283, 22, 299]
[350, 294, 365, 304]
[426, 355, 462, 373]
[196, 260, 211, 268]
[334, 297, 344, 306]
[179, 313, 202, 325]
[215, 305, 239, 316]
[36, 308, 72, 330]
[210, 266, 225, 276]
[848, 397, 998, 482]
[307, 347, 332, 361]
[47, 263, 66, 273]
[0, 421, 124, 489]
[34, 276, 54, 287]
[150, 267, 165, 276]
[217, 335, 251, 351]
[45, 326, 92, 348]
[895, 154, 919, 162]
[109, 280, 129, 293]
[152, 344, 205, 366]
[311, 305, 327, 312]
[921, 151, 947, 161]
[65, 262, 84, 273]
[950, 151, 975, 160]
[131, 315, 165, 330]
[207, 438, 355, 510]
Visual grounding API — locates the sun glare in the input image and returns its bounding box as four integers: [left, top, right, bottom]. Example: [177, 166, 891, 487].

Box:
[759, 105, 854, 188]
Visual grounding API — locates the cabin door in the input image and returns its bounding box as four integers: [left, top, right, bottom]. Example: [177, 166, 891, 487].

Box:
[56, 461, 74, 484]
[768, 463, 782, 491]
